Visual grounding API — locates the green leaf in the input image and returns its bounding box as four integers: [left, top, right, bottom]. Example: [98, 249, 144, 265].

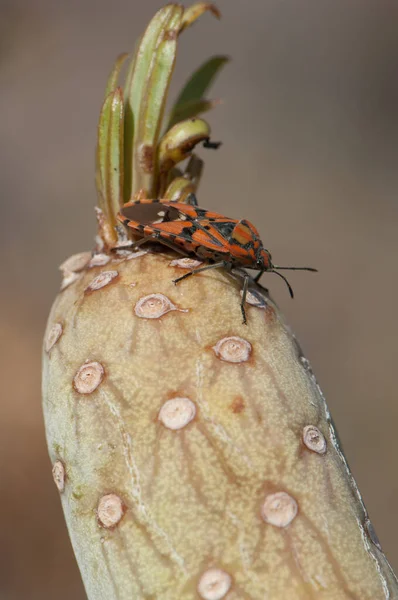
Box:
[122, 41, 139, 203]
[104, 53, 128, 98]
[106, 88, 124, 219]
[124, 5, 183, 199]
[158, 117, 211, 174]
[168, 56, 228, 128]
[96, 92, 113, 204]
[95, 88, 124, 233]
[123, 7, 173, 202]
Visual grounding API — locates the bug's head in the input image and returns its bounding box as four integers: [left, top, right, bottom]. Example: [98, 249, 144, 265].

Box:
[256, 247, 273, 271]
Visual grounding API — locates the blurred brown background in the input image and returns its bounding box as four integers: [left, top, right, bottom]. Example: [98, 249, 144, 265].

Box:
[1, 0, 397, 598]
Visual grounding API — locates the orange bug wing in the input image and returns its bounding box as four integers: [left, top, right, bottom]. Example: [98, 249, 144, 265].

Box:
[190, 227, 230, 253]
[222, 219, 260, 265]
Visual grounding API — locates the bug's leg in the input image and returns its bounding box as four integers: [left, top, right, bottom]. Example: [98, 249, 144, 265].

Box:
[240, 273, 249, 325]
[117, 233, 192, 257]
[253, 270, 264, 283]
[173, 261, 227, 284]
[114, 234, 171, 252]
[154, 238, 191, 257]
[111, 242, 133, 251]
[131, 236, 153, 248]
[111, 236, 151, 252]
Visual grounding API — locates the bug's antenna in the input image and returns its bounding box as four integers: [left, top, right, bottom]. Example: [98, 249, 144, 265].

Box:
[273, 266, 318, 272]
[270, 270, 294, 298]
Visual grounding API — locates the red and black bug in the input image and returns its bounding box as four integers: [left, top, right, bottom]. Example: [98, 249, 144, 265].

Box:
[117, 194, 317, 324]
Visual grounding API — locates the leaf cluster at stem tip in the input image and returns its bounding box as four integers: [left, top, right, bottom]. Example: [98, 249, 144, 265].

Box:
[95, 2, 228, 248]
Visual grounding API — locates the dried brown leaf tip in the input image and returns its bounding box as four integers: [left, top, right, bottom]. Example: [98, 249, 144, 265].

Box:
[212, 336, 252, 363]
[45, 323, 63, 353]
[198, 568, 232, 600]
[85, 270, 119, 293]
[97, 493, 124, 528]
[73, 361, 105, 395]
[134, 293, 187, 319]
[261, 491, 298, 528]
[180, 3, 221, 34]
[158, 397, 196, 430]
[52, 460, 66, 493]
[303, 425, 327, 454]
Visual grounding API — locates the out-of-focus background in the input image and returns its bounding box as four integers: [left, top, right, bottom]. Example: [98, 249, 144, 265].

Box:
[1, 0, 397, 598]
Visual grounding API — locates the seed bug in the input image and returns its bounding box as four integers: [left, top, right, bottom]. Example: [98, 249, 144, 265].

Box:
[117, 194, 317, 324]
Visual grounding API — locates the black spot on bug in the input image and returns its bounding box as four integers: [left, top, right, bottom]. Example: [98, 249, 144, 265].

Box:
[230, 239, 255, 251]
[194, 208, 208, 219]
[212, 221, 236, 238]
[183, 224, 198, 237]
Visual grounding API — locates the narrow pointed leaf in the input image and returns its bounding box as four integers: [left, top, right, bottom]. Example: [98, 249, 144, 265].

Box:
[133, 7, 183, 197]
[125, 7, 171, 126]
[168, 56, 228, 128]
[123, 6, 173, 202]
[95, 88, 123, 242]
[104, 53, 129, 98]
[123, 41, 139, 203]
[106, 87, 124, 220]
[96, 92, 113, 206]
[123, 5, 182, 199]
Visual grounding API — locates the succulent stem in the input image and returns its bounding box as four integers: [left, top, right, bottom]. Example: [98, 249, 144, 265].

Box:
[43, 3, 398, 599]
